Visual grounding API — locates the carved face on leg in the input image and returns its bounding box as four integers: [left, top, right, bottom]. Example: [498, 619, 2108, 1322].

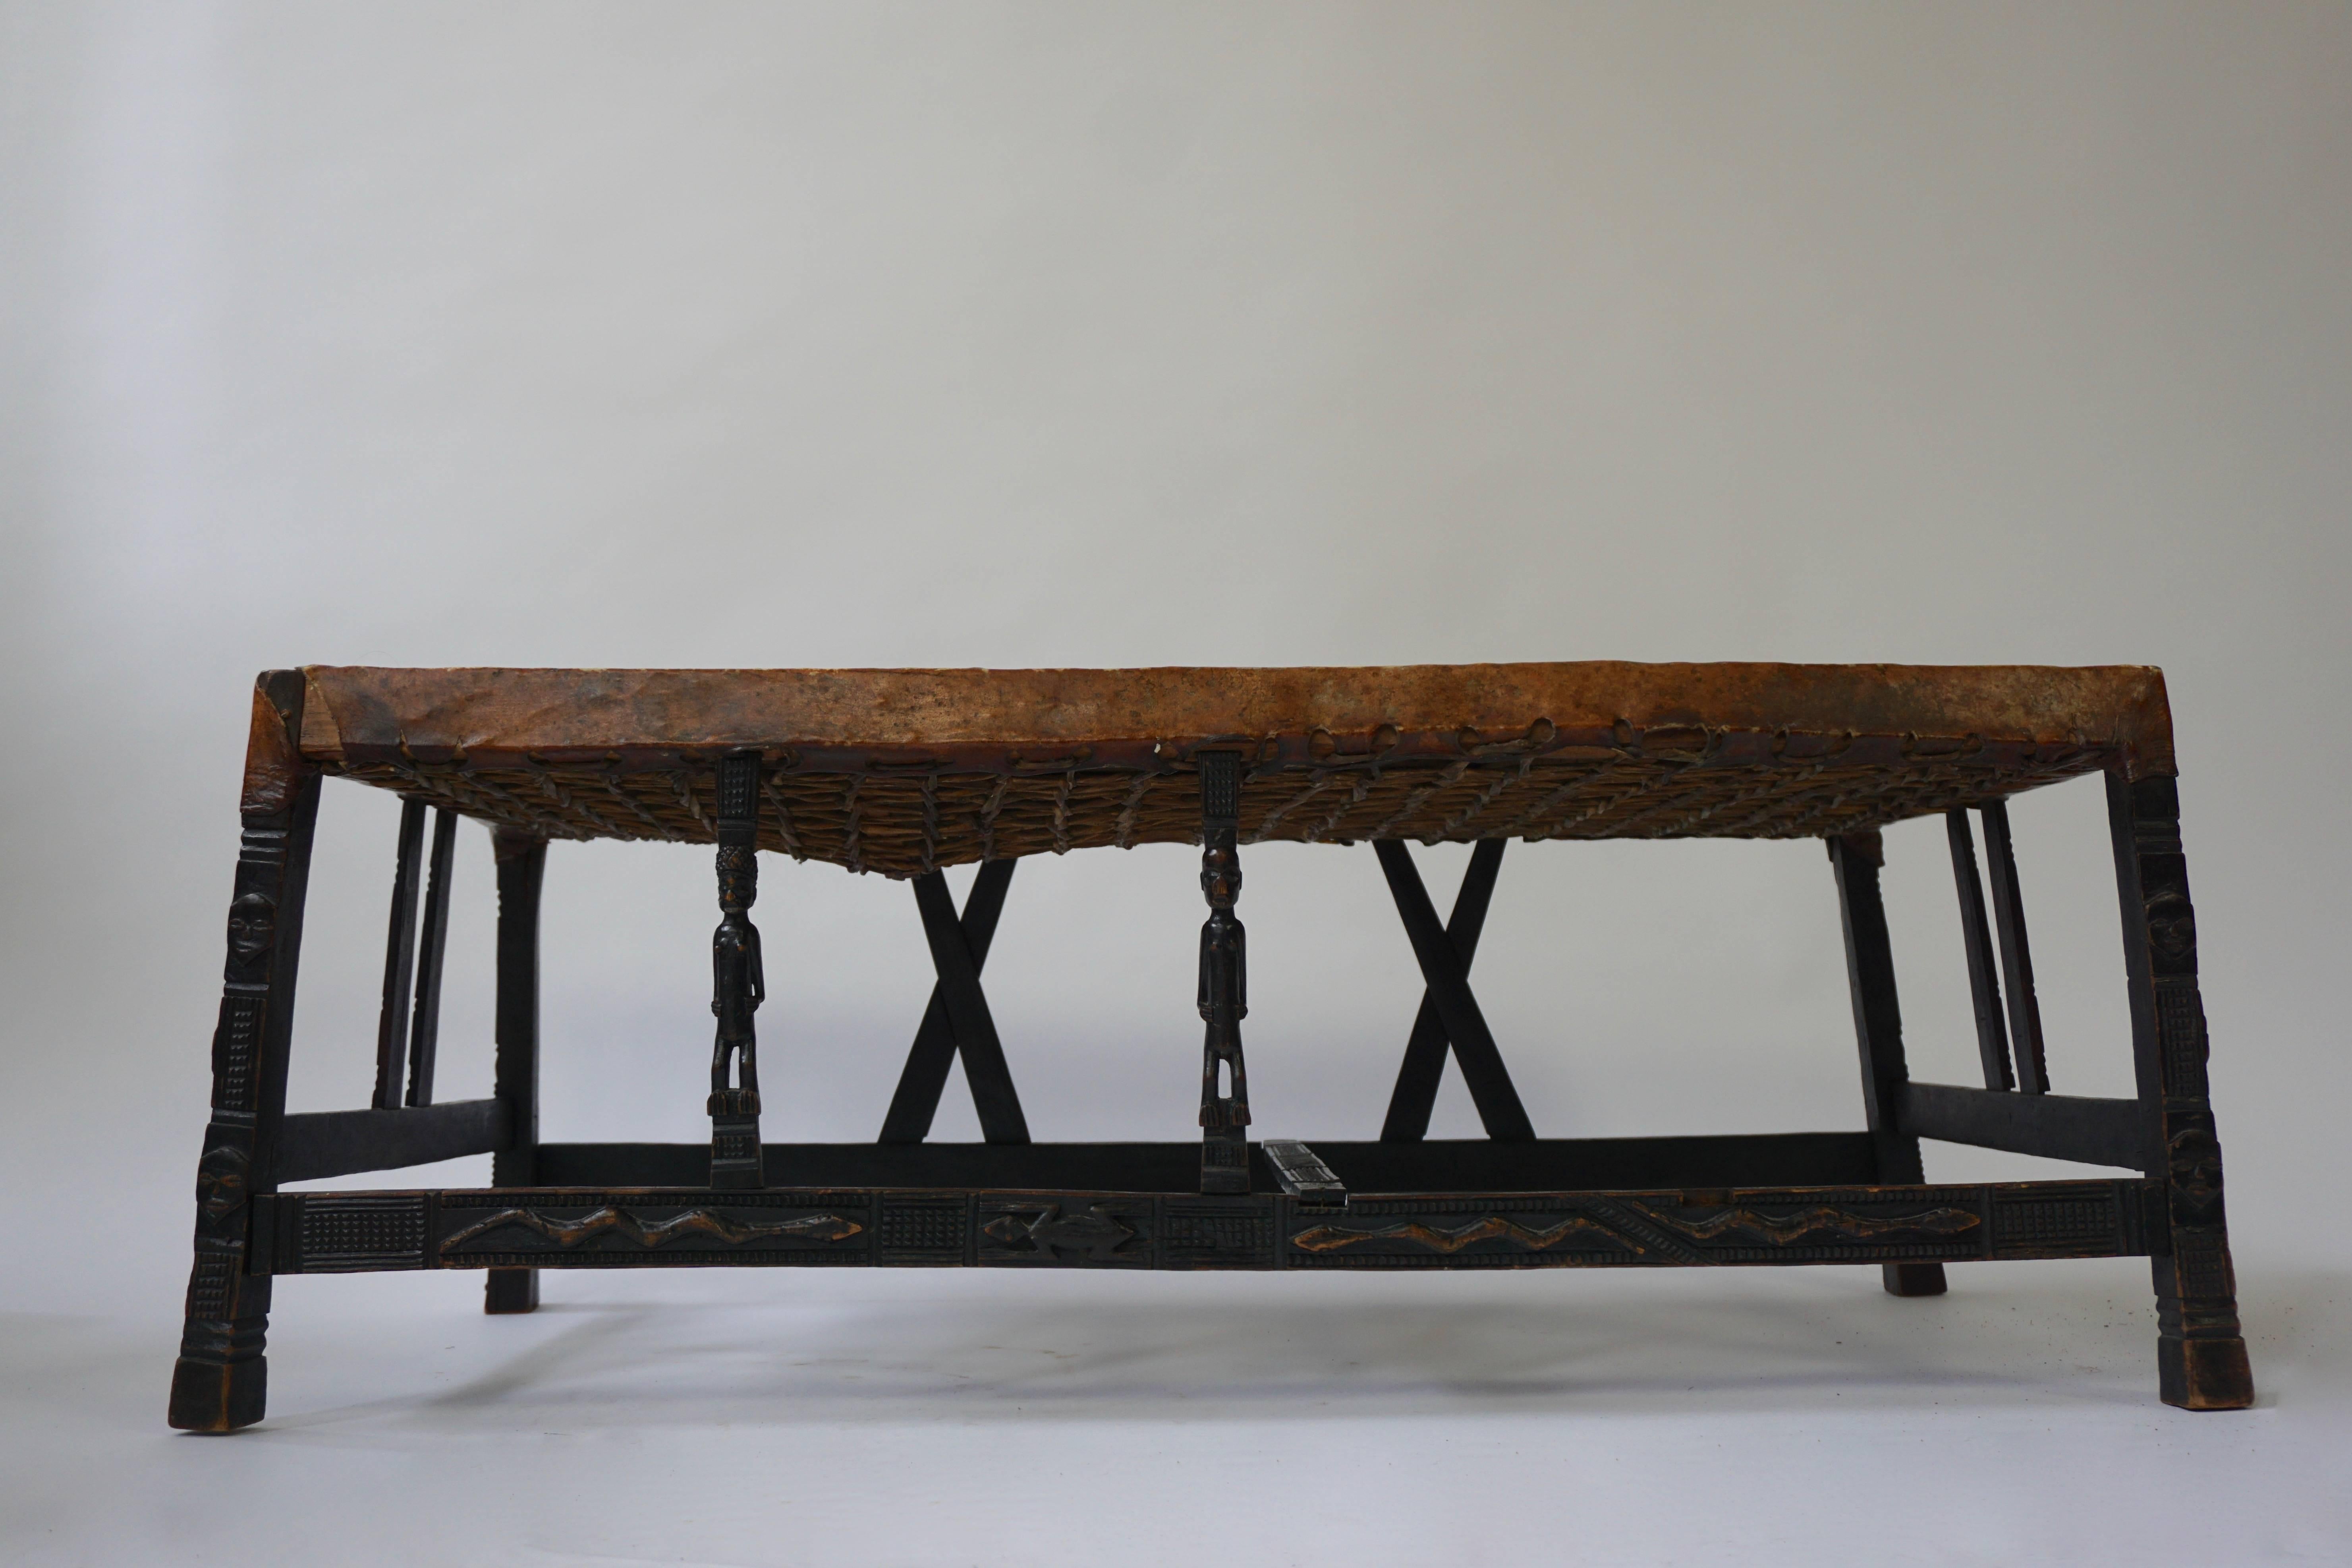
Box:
[226, 892, 276, 962]
[2168, 1121, 2225, 1224]
[2145, 890, 2197, 965]
[1199, 845, 1241, 908]
[197, 1143, 250, 1219]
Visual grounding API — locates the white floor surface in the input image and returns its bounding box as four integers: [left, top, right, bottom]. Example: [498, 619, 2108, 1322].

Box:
[5, 1254, 2346, 1566]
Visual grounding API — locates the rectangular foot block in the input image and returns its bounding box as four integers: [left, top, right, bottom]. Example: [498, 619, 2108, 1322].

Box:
[2160, 1336, 2254, 1410]
[1883, 1262, 1948, 1297]
[167, 1355, 266, 1432]
[484, 1267, 539, 1314]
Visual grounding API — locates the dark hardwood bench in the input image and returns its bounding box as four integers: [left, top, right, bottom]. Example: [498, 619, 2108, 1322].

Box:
[168, 662, 2254, 1429]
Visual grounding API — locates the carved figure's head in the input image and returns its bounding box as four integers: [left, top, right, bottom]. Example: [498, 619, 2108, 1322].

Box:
[2168, 1122, 2225, 1224]
[197, 1142, 250, 1218]
[2145, 890, 2196, 964]
[716, 845, 758, 913]
[226, 892, 276, 962]
[1200, 844, 1242, 908]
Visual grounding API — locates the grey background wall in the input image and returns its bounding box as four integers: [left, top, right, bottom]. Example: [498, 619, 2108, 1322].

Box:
[5, 0, 2348, 1306]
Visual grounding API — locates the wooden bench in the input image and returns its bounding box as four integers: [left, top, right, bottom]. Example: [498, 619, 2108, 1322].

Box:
[167, 662, 2254, 1429]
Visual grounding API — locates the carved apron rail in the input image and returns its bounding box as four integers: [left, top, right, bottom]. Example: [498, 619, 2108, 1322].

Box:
[248, 1178, 2156, 1275]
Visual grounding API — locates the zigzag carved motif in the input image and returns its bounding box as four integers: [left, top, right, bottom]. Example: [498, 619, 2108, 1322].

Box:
[1290, 1215, 1628, 1255]
[440, 1205, 863, 1253]
[1625, 1203, 1980, 1245]
[1294, 1203, 1982, 1257]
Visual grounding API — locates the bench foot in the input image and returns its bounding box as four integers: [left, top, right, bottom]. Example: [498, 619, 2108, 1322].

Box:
[167, 1351, 266, 1433]
[485, 1267, 539, 1314]
[2159, 1331, 2254, 1410]
[1881, 1262, 1946, 1296]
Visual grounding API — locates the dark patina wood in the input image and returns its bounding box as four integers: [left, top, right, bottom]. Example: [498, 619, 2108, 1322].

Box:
[1374, 840, 1533, 1142]
[1947, 809, 2018, 1093]
[1827, 831, 1945, 1298]
[1896, 1083, 2140, 1168]
[405, 807, 458, 1107]
[2107, 771, 2253, 1410]
[880, 860, 1019, 1143]
[1381, 838, 1506, 1143]
[372, 798, 427, 1111]
[706, 753, 766, 1190]
[166, 662, 2255, 1427]
[276, 1099, 510, 1183]
[168, 673, 320, 1432]
[1980, 801, 2051, 1095]
[908, 871, 1028, 1144]
[1196, 752, 1252, 1194]
[243, 1172, 2154, 1275]
[484, 828, 545, 1315]
[532, 1132, 1884, 1191]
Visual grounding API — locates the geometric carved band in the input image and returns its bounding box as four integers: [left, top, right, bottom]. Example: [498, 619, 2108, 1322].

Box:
[2154, 980, 2210, 1100]
[250, 1176, 2155, 1276]
[299, 1194, 426, 1273]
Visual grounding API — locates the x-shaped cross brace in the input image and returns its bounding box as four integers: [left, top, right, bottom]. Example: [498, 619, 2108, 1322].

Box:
[879, 860, 1031, 1144]
[1375, 838, 1535, 1142]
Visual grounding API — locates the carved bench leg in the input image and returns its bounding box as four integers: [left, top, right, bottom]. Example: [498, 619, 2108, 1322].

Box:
[487, 830, 547, 1313]
[170, 674, 319, 1430]
[1828, 832, 1946, 1298]
[2109, 772, 2254, 1409]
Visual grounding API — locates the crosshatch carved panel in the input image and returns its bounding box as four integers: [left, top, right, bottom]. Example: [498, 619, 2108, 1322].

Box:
[877, 1197, 968, 1264]
[1162, 1198, 1274, 1267]
[1991, 1185, 2126, 1258]
[212, 993, 264, 1114]
[2172, 1230, 2235, 1301]
[2156, 981, 2210, 1097]
[301, 1194, 427, 1272]
[184, 1246, 240, 1320]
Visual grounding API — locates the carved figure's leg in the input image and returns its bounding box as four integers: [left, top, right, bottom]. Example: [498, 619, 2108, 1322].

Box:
[1827, 832, 1945, 1298]
[169, 673, 320, 1431]
[485, 829, 546, 1314]
[2107, 771, 2254, 1409]
[1196, 752, 1251, 1193]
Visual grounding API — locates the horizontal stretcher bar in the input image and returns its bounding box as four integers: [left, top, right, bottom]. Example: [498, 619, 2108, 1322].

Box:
[1897, 1084, 2143, 1168]
[248, 1172, 2159, 1276]
[537, 1133, 1888, 1192]
[261, 1096, 2147, 1188]
[276, 1098, 511, 1183]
